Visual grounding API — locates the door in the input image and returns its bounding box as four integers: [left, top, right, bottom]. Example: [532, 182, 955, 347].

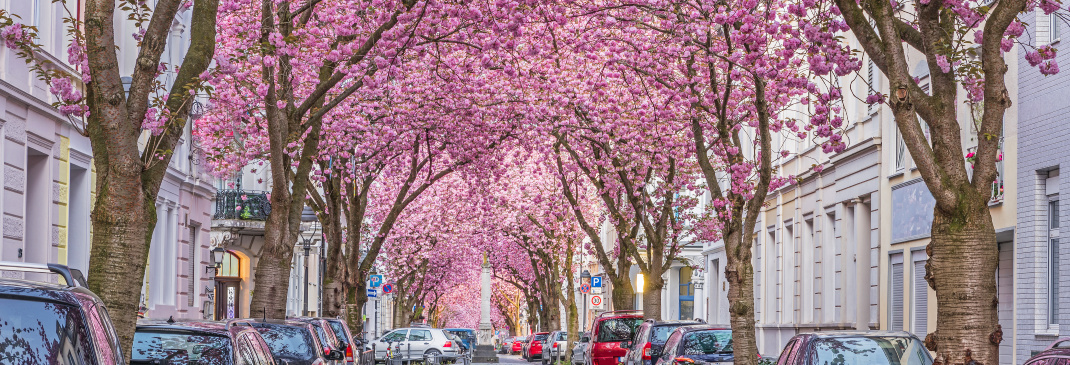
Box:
[408, 329, 434, 358]
[215, 278, 241, 320]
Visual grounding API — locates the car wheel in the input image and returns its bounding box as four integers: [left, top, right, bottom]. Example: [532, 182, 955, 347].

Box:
[542, 357, 549, 365]
[425, 349, 442, 363]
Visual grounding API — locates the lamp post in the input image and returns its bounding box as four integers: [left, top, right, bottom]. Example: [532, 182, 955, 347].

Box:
[300, 207, 318, 317]
[207, 246, 226, 274]
[580, 270, 591, 330]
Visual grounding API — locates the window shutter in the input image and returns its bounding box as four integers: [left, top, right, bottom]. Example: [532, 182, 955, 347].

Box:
[890, 253, 905, 331]
[867, 60, 876, 114]
[913, 252, 929, 336]
[1039, 10, 1052, 44]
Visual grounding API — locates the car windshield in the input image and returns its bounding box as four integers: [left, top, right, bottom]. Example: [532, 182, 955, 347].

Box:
[812, 336, 933, 365]
[682, 330, 733, 355]
[556, 332, 567, 341]
[0, 297, 94, 364]
[132, 330, 232, 364]
[257, 325, 318, 361]
[533, 333, 549, 341]
[652, 325, 690, 344]
[596, 318, 643, 342]
[312, 323, 338, 348]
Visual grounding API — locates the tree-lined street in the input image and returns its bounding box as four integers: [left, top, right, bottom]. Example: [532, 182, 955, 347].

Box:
[0, 0, 1067, 364]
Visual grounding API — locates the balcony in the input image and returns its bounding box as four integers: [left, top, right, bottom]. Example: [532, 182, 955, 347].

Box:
[214, 189, 271, 220]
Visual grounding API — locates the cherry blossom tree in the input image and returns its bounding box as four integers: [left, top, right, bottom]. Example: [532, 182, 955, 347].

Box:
[808, 0, 1058, 361]
[0, 0, 220, 355]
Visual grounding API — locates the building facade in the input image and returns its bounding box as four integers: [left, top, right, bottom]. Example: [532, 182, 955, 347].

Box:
[1013, 7, 1070, 363]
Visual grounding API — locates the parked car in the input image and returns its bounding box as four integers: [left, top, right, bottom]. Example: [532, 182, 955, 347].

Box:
[622, 319, 704, 365]
[512, 336, 529, 354]
[571, 332, 591, 365]
[322, 317, 360, 365]
[133, 318, 276, 364]
[524, 332, 550, 361]
[366, 327, 462, 362]
[652, 325, 733, 365]
[0, 262, 124, 364]
[445, 328, 476, 351]
[1024, 337, 1070, 365]
[542, 331, 569, 365]
[587, 310, 644, 365]
[246, 319, 336, 365]
[500, 336, 516, 354]
[293, 317, 348, 365]
[769, 331, 933, 365]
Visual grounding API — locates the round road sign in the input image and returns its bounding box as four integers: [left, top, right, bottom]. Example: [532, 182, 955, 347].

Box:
[590, 295, 603, 306]
[580, 283, 591, 294]
[382, 283, 394, 294]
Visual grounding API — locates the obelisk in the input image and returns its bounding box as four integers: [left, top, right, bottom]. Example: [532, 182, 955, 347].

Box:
[473, 252, 499, 362]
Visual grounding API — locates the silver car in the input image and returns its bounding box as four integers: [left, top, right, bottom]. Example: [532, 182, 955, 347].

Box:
[367, 327, 462, 362]
[542, 331, 569, 365]
[571, 332, 591, 365]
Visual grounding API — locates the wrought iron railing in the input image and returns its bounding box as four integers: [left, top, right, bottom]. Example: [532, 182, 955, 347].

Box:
[214, 189, 271, 220]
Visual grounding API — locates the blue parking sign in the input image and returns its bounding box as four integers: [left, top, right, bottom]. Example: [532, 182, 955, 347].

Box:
[369, 274, 383, 288]
[592, 276, 602, 288]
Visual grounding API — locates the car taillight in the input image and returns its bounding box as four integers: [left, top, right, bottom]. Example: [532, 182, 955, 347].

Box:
[553, 343, 558, 348]
[642, 343, 652, 360]
[444, 341, 452, 347]
[324, 346, 332, 356]
[346, 344, 354, 361]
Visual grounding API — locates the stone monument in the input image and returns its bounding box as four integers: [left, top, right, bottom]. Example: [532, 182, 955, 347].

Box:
[472, 253, 499, 363]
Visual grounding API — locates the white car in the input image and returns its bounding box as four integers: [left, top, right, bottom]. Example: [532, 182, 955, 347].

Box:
[367, 327, 463, 362]
[542, 331, 569, 365]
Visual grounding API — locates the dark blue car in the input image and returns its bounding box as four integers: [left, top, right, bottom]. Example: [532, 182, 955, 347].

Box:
[445, 328, 476, 351]
[653, 325, 733, 365]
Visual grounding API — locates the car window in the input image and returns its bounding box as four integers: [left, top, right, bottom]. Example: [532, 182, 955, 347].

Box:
[236, 334, 258, 365]
[383, 329, 408, 342]
[652, 325, 692, 344]
[810, 336, 933, 365]
[256, 325, 317, 361]
[328, 321, 352, 345]
[596, 318, 644, 343]
[682, 330, 732, 355]
[249, 332, 276, 365]
[314, 323, 339, 348]
[0, 297, 95, 364]
[131, 330, 232, 364]
[410, 329, 433, 341]
[533, 333, 549, 341]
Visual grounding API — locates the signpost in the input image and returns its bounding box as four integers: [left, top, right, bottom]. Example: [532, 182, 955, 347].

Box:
[382, 283, 394, 295]
[591, 276, 602, 294]
[369, 274, 384, 288]
[580, 282, 592, 294]
[367, 288, 378, 298]
[590, 295, 604, 310]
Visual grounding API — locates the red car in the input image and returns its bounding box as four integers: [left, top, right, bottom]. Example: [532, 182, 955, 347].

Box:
[512, 336, 528, 354]
[587, 310, 644, 365]
[524, 332, 550, 361]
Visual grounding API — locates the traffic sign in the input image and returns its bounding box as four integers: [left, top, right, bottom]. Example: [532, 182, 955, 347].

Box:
[590, 295, 604, 310]
[591, 276, 602, 288]
[382, 283, 394, 294]
[367, 288, 378, 298]
[369, 274, 383, 288]
[580, 282, 591, 294]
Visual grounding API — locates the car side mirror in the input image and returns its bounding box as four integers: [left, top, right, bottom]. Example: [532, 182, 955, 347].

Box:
[580, 337, 589, 343]
[674, 357, 695, 364]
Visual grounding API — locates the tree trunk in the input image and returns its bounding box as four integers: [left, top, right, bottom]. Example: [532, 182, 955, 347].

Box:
[927, 194, 999, 365]
[565, 291, 578, 365]
[609, 273, 635, 311]
[249, 194, 299, 319]
[642, 273, 665, 320]
[86, 181, 153, 359]
[724, 228, 758, 365]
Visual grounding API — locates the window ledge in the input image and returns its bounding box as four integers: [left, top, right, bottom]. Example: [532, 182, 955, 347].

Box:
[1035, 328, 1060, 338]
[888, 171, 905, 179]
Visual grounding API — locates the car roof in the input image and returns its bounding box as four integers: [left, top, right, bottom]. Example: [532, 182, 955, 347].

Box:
[137, 319, 242, 337]
[798, 330, 918, 338]
[647, 320, 704, 326]
[675, 325, 732, 333]
[0, 277, 102, 307]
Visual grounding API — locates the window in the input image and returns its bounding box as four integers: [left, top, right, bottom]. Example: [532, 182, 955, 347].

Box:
[912, 251, 929, 336]
[1053, 12, 1061, 42]
[895, 127, 907, 171]
[754, 235, 762, 321]
[1049, 198, 1060, 325]
[867, 59, 878, 114]
[409, 330, 432, 342]
[890, 253, 905, 331]
[679, 267, 694, 320]
[219, 251, 242, 278]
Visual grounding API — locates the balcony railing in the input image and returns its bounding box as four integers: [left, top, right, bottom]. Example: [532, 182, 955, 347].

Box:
[215, 189, 271, 220]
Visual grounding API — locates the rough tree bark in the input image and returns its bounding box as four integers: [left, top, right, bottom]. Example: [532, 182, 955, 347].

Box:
[831, 0, 1021, 362]
[76, 0, 219, 358]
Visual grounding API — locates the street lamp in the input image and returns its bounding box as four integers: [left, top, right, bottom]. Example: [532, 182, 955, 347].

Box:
[207, 246, 226, 274]
[580, 270, 591, 330]
[300, 207, 318, 317]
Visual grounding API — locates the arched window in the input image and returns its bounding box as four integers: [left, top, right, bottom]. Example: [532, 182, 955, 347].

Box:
[218, 251, 241, 278]
[679, 266, 694, 319]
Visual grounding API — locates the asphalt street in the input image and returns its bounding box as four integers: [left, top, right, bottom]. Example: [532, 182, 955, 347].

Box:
[476, 354, 538, 365]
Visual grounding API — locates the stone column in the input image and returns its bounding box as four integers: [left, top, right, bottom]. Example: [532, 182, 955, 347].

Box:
[474, 253, 499, 362]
